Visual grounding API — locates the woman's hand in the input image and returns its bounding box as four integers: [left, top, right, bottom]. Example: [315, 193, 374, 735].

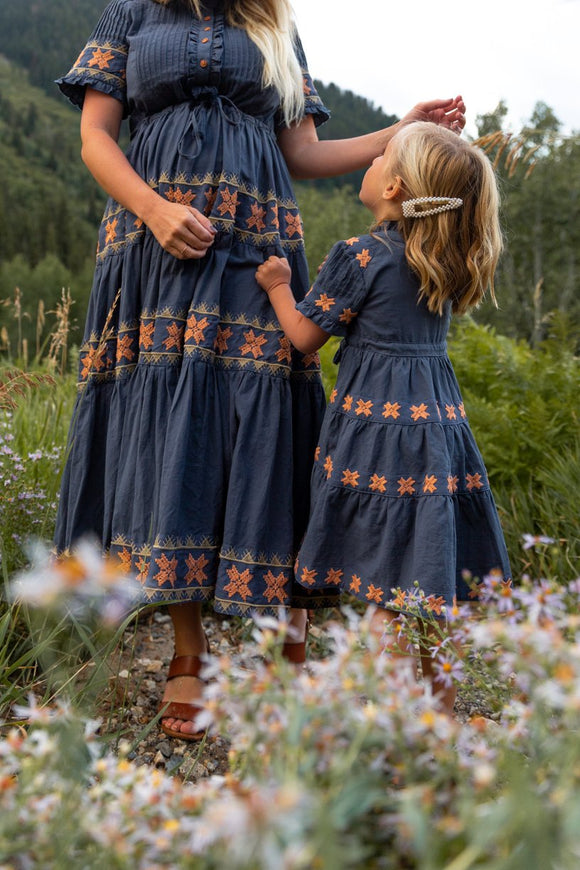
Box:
[255, 255, 292, 293]
[401, 96, 466, 133]
[145, 200, 216, 260]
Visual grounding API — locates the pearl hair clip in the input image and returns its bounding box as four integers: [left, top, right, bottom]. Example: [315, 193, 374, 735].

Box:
[401, 197, 463, 218]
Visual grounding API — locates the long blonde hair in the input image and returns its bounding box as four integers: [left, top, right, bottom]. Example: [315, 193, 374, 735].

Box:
[154, 0, 305, 125]
[390, 122, 502, 315]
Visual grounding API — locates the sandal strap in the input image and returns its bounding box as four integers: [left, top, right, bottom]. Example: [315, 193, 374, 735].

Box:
[167, 654, 205, 680]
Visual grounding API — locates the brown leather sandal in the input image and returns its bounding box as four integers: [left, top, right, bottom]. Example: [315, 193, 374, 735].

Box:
[281, 613, 311, 665]
[160, 639, 210, 742]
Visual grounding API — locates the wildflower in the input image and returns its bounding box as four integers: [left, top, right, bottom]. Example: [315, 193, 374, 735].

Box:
[432, 656, 465, 688]
[522, 533, 556, 550]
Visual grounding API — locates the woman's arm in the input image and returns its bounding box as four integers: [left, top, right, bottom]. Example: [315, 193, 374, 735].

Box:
[255, 257, 329, 354]
[278, 96, 466, 180]
[80, 88, 216, 259]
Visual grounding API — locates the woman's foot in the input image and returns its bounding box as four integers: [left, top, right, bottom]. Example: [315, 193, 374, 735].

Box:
[160, 602, 208, 740]
[281, 608, 309, 664]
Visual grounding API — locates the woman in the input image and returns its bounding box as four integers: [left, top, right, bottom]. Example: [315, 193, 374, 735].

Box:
[56, 0, 465, 739]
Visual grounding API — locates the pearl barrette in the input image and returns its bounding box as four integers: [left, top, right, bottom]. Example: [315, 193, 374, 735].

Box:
[401, 197, 463, 218]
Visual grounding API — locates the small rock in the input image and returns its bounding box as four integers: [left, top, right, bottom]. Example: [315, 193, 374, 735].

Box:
[158, 740, 173, 758]
[154, 613, 171, 624]
[153, 750, 166, 766]
[118, 669, 129, 679]
[141, 659, 164, 674]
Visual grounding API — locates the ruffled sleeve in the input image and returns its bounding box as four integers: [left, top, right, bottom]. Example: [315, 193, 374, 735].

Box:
[296, 240, 370, 336]
[276, 32, 330, 130]
[55, 0, 132, 115]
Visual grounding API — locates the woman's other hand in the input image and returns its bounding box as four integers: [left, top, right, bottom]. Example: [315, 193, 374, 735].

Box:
[402, 96, 466, 133]
[146, 201, 217, 259]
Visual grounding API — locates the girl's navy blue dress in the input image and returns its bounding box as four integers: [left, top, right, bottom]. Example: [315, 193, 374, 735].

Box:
[55, 0, 332, 615]
[294, 226, 511, 610]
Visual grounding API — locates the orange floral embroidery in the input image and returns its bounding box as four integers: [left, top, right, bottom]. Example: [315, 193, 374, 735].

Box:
[263, 570, 289, 603]
[166, 187, 195, 206]
[398, 477, 416, 496]
[424, 595, 446, 615]
[391, 589, 407, 608]
[275, 336, 292, 364]
[116, 334, 135, 363]
[301, 566, 317, 586]
[445, 404, 457, 420]
[302, 352, 319, 367]
[214, 325, 233, 353]
[217, 187, 239, 218]
[447, 475, 458, 494]
[325, 568, 343, 585]
[466, 472, 484, 491]
[323, 455, 333, 479]
[204, 186, 218, 213]
[382, 402, 401, 419]
[350, 574, 362, 593]
[342, 395, 353, 412]
[369, 473, 387, 493]
[246, 202, 266, 232]
[136, 556, 149, 582]
[315, 293, 335, 312]
[355, 399, 373, 417]
[240, 329, 267, 359]
[339, 308, 357, 324]
[314, 446, 321, 461]
[105, 218, 118, 245]
[302, 75, 312, 96]
[342, 468, 360, 487]
[163, 322, 184, 351]
[458, 403, 466, 418]
[366, 584, 384, 604]
[423, 474, 438, 494]
[185, 553, 209, 585]
[139, 321, 155, 350]
[269, 202, 280, 229]
[356, 249, 372, 268]
[410, 403, 429, 421]
[88, 48, 115, 69]
[117, 548, 132, 574]
[154, 553, 178, 587]
[285, 213, 303, 238]
[224, 566, 253, 600]
[345, 237, 360, 246]
[185, 314, 210, 344]
[329, 388, 337, 403]
[80, 345, 107, 380]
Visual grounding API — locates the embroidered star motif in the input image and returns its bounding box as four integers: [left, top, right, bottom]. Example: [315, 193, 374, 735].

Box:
[458, 403, 466, 418]
[339, 308, 357, 324]
[104, 218, 118, 245]
[398, 477, 416, 496]
[136, 556, 149, 583]
[116, 333, 135, 363]
[302, 75, 312, 95]
[424, 595, 445, 615]
[314, 446, 321, 461]
[315, 293, 335, 312]
[240, 329, 267, 359]
[139, 320, 155, 350]
[80, 344, 107, 380]
[355, 399, 373, 417]
[369, 474, 387, 493]
[275, 336, 292, 364]
[133, 217, 143, 229]
[300, 566, 317, 586]
[382, 402, 401, 419]
[391, 589, 407, 609]
[323, 455, 333, 479]
[447, 475, 459, 493]
[410, 403, 430, 421]
[185, 314, 210, 344]
[162, 322, 184, 351]
[356, 248, 372, 268]
[366, 584, 384, 604]
[350, 574, 361, 593]
[342, 468, 360, 487]
[423, 474, 438, 494]
[269, 202, 279, 229]
[117, 548, 132, 573]
[214, 325, 233, 354]
[217, 186, 239, 218]
[445, 404, 457, 420]
[302, 352, 319, 367]
[154, 553, 178, 587]
[263, 570, 289, 603]
[284, 213, 303, 238]
[246, 202, 266, 232]
[224, 565, 253, 600]
[203, 186, 218, 215]
[345, 237, 360, 246]
[325, 568, 343, 586]
[185, 553, 209, 585]
[329, 388, 337, 404]
[466, 472, 484, 491]
[342, 395, 353, 412]
[166, 186, 195, 206]
[88, 48, 115, 69]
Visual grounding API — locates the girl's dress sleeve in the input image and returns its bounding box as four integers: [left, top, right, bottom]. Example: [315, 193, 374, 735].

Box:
[296, 240, 370, 336]
[55, 0, 131, 115]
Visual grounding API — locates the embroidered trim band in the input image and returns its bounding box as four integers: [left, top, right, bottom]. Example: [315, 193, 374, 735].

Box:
[401, 197, 463, 218]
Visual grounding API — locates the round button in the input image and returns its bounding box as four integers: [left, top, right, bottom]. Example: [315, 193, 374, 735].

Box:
[202, 37, 209, 43]
[200, 59, 208, 68]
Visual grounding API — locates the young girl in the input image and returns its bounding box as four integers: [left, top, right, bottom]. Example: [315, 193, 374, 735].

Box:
[256, 121, 511, 713]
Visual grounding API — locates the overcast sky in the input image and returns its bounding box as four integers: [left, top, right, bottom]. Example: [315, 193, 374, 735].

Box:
[291, 0, 580, 137]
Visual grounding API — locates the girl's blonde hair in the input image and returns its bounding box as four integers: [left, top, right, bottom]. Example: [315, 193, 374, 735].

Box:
[390, 122, 502, 315]
[153, 0, 305, 126]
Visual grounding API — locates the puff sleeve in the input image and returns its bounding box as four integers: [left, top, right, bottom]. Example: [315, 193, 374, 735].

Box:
[275, 32, 330, 129]
[296, 240, 370, 336]
[56, 0, 132, 115]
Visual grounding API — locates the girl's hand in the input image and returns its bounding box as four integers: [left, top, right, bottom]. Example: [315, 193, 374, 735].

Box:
[256, 255, 292, 293]
[146, 200, 217, 259]
[402, 96, 466, 133]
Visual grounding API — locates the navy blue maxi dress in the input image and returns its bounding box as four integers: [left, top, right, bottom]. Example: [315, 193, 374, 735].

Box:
[294, 226, 511, 612]
[55, 0, 333, 615]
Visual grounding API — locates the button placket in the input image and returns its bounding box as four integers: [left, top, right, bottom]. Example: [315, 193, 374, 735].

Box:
[198, 15, 213, 71]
